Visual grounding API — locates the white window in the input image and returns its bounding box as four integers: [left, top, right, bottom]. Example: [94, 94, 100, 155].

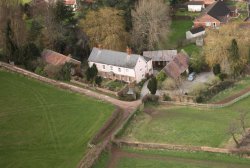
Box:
[205, 22, 211, 26]
[118, 68, 121, 72]
[213, 23, 216, 28]
[110, 66, 113, 70]
[103, 65, 105, 69]
[140, 68, 142, 71]
[126, 69, 129, 72]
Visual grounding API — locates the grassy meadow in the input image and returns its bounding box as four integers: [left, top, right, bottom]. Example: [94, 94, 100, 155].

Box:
[121, 97, 250, 147]
[93, 148, 250, 168]
[208, 77, 250, 103]
[115, 148, 250, 168]
[0, 70, 114, 168]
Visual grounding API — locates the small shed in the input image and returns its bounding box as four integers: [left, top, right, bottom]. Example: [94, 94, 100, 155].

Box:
[41, 49, 81, 75]
[186, 26, 205, 40]
[186, 1, 205, 12]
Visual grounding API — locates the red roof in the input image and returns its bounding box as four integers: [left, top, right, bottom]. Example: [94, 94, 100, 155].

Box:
[163, 52, 189, 79]
[64, 0, 76, 5]
[42, 50, 81, 66]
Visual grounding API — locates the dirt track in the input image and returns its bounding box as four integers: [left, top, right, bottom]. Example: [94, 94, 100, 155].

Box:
[212, 87, 250, 105]
[107, 148, 250, 168]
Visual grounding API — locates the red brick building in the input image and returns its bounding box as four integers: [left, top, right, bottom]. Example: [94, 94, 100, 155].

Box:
[193, 1, 231, 28]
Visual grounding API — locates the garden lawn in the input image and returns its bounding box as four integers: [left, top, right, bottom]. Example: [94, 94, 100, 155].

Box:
[208, 77, 250, 103]
[0, 70, 114, 168]
[181, 44, 201, 55]
[121, 97, 250, 147]
[159, 19, 193, 49]
[115, 148, 250, 168]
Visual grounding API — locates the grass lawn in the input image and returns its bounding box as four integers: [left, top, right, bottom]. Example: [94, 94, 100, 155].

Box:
[181, 43, 201, 55]
[208, 77, 250, 103]
[159, 19, 193, 49]
[0, 70, 114, 168]
[115, 148, 250, 168]
[121, 96, 250, 147]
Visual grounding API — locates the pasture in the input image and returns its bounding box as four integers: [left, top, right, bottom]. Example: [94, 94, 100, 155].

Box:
[94, 148, 250, 168]
[121, 97, 250, 147]
[0, 70, 114, 168]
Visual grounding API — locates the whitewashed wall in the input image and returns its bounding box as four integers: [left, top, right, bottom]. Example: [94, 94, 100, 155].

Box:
[188, 5, 204, 12]
[88, 62, 136, 77]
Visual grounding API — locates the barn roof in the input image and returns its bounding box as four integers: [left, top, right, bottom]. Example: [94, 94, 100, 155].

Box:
[163, 52, 189, 79]
[42, 50, 81, 66]
[143, 50, 177, 62]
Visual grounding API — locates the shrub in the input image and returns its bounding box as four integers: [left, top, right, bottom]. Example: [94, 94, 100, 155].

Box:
[213, 64, 221, 75]
[56, 63, 72, 81]
[156, 71, 166, 82]
[95, 76, 102, 86]
[190, 83, 208, 96]
[218, 73, 227, 81]
[207, 76, 220, 86]
[35, 66, 46, 76]
[161, 78, 177, 90]
[147, 77, 157, 95]
[44, 64, 61, 79]
[163, 93, 171, 101]
[142, 94, 159, 103]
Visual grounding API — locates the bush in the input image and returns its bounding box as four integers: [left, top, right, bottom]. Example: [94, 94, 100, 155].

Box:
[207, 76, 220, 86]
[190, 83, 208, 96]
[194, 80, 234, 102]
[95, 76, 102, 86]
[44, 64, 61, 79]
[142, 94, 159, 103]
[147, 77, 157, 95]
[162, 78, 177, 90]
[35, 66, 46, 76]
[117, 85, 137, 101]
[213, 64, 221, 75]
[56, 63, 72, 81]
[156, 71, 166, 82]
[163, 93, 171, 101]
[218, 73, 227, 81]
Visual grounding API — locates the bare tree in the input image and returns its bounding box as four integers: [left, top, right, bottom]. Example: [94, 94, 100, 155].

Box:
[131, 0, 170, 52]
[227, 121, 240, 147]
[238, 111, 248, 134]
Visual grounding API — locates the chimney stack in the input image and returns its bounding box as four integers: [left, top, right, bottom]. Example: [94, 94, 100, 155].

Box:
[126, 47, 132, 56]
[97, 44, 102, 49]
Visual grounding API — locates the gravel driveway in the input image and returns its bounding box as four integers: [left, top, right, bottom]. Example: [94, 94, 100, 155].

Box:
[179, 71, 215, 94]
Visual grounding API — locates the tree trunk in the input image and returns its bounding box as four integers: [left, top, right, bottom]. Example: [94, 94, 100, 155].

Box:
[232, 133, 240, 148]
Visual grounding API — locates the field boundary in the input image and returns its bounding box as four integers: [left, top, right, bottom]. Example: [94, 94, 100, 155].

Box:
[112, 139, 250, 156]
[160, 89, 250, 109]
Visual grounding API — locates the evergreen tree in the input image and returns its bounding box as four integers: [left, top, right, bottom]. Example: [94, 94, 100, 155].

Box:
[147, 77, 157, 95]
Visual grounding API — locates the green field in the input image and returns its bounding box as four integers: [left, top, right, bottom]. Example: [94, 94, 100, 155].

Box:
[208, 77, 250, 103]
[93, 148, 250, 168]
[115, 148, 250, 168]
[121, 97, 250, 147]
[0, 70, 114, 168]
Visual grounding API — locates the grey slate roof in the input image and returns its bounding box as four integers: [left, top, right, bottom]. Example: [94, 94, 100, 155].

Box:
[143, 50, 177, 62]
[88, 48, 150, 69]
[197, 1, 230, 22]
[190, 26, 205, 34]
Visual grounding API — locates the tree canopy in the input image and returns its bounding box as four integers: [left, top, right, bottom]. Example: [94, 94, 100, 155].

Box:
[80, 7, 129, 51]
[203, 23, 250, 75]
[131, 0, 170, 52]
